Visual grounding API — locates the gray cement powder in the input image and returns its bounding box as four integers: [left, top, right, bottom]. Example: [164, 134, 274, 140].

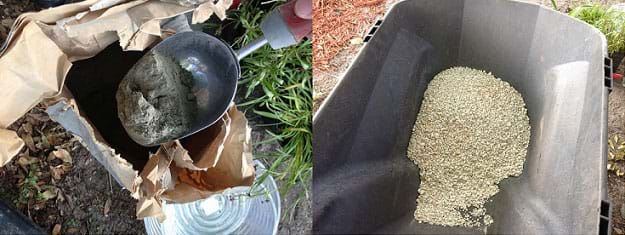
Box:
[116, 51, 197, 146]
[407, 67, 530, 228]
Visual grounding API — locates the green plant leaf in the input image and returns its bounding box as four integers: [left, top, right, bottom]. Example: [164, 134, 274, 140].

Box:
[570, 4, 625, 53]
[39, 190, 56, 201]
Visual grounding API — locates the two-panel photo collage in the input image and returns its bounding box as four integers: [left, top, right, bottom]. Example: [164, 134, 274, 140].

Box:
[0, 0, 624, 234]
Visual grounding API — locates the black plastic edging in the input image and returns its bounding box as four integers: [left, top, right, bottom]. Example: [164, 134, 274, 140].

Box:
[605, 57, 613, 92]
[363, 19, 383, 43]
[599, 200, 611, 235]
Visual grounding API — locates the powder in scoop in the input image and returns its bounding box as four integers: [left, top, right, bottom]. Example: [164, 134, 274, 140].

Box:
[116, 51, 197, 146]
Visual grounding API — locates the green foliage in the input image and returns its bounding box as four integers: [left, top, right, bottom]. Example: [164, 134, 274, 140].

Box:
[550, 0, 557, 10]
[15, 168, 37, 207]
[14, 166, 55, 208]
[206, 0, 312, 194]
[66, 218, 78, 227]
[570, 4, 625, 54]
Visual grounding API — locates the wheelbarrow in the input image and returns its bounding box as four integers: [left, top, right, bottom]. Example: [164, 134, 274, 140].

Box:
[313, 0, 612, 234]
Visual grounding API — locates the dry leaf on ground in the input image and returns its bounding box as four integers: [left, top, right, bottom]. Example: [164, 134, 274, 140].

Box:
[104, 198, 111, 216]
[50, 165, 65, 180]
[17, 155, 38, 167]
[40, 190, 57, 201]
[22, 134, 36, 151]
[50, 149, 72, 164]
[52, 224, 61, 235]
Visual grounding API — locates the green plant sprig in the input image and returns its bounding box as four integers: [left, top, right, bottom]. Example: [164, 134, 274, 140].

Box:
[208, 0, 312, 194]
[570, 4, 625, 54]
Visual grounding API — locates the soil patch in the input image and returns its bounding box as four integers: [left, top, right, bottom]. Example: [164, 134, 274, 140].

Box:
[0, 0, 36, 43]
[608, 80, 625, 234]
[0, 105, 145, 234]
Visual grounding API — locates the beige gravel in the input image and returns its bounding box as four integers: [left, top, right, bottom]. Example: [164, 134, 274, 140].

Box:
[407, 67, 530, 228]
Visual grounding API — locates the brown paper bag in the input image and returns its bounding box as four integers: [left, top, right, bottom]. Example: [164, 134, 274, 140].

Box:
[0, 0, 254, 220]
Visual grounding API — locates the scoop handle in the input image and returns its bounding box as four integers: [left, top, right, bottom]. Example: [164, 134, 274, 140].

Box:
[236, 36, 268, 61]
[235, 0, 311, 59]
[260, 1, 310, 49]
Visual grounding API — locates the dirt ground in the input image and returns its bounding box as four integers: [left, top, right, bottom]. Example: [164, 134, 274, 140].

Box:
[248, 119, 312, 235]
[277, 181, 312, 234]
[0, 0, 35, 41]
[609, 81, 625, 234]
[0, 105, 144, 234]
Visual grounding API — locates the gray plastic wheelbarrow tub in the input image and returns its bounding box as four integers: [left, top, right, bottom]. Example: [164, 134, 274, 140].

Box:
[313, 0, 612, 234]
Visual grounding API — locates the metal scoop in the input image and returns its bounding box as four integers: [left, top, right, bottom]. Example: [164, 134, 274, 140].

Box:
[131, 1, 310, 146]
